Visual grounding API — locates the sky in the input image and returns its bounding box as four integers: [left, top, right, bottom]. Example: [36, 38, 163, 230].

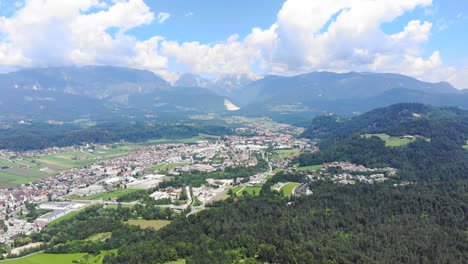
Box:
[0, 0, 467, 88]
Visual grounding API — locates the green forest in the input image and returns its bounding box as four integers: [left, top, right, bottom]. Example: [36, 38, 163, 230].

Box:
[0, 122, 233, 151]
[15, 180, 467, 264]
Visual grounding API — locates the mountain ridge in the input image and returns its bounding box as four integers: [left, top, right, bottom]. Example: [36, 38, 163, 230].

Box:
[0, 66, 466, 122]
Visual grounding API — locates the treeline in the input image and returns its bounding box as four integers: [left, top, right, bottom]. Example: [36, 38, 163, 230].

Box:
[26, 204, 176, 256]
[0, 121, 233, 151]
[102, 180, 467, 263]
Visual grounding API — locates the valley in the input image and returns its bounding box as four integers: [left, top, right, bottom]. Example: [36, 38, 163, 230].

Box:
[0, 103, 464, 263]
[0, 1, 466, 263]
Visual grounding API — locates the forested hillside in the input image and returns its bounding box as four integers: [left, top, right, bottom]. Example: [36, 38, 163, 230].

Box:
[25, 181, 467, 264]
[300, 103, 468, 140]
[297, 103, 468, 181]
[0, 122, 232, 151]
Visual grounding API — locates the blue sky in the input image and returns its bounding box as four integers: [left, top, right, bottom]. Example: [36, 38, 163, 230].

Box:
[0, 0, 466, 88]
[137, 0, 467, 69]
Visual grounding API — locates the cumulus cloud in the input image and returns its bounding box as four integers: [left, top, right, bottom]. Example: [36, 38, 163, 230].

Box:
[0, 0, 166, 70]
[156, 0, 454, 82]
[157, 12, 170, 24]
[0, 0, 465, 88]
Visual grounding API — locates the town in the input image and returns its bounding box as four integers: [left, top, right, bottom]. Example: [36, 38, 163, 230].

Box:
[0, 119, 316, 247]
[0, 118, 400, 254]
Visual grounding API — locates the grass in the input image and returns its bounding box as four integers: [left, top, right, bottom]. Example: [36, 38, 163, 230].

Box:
[0, 145, 135, 189]
[363, 133, 429, 147]
[164, 260, 186, 264]
[105, 204, 134, 209]
[147, 134, 219, 144]
[297, 165, 323, 171]
[2, 250, 116, 264]
[48, 207, 88, 226]
[0, 158, 19, 167]
[231, 186, 262, 196]
[271, 149, 300, 160]
[281, 182, 300, 196]
[0, 171, 41, 188]
[464, 141, 468, 149]
[83, 189, 143, 201]
[147, 163, 189, 171]
[86, 232, 111, 242]
[125, 220, 171, 230]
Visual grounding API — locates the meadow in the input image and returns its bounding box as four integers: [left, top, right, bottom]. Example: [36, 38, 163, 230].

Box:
[1, 250, 115, 264]
[125, 220, 171, 230]
[146, 134, 219, 144]
[73, 189, 143, 201]
[48, 207, 88, 226]
[270, 149, 300, 160]
[231, 186, 262, 196]
[0, 145, 133, 189]
[281, 182, 300, 196]
[363, 133, 429, 147]
[147, 163, 189, 172]
[297, 164, 323, 171]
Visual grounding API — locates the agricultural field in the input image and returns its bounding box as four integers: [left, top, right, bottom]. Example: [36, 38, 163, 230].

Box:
[125, 220, 171, 230]
[2, 250, 116, 264]
[270, 149, 301, 160]
[297, 165, 323, 171]
[363, 133, 429, 147]
[0, 145, 134, 189]
[0, 171, 41, 189]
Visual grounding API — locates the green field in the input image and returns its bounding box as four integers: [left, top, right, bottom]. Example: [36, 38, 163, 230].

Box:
[147, 163, 189, 172]
[297, 165, 323, 171]
[281, 182, 300, 196]
[0, 171, 41, 189]
[80, 189, 143, 201]
[0, 145, 134, 189]
[464, 141, 468, 149]
[147, 134, 219, 144]
[125, 220, 171, 230]
[165, 260, 186, 264]
[271, 149, 300, 160]
[86, 232, 111, 242]
[231, 186, 262, 196]
[48, 207, 88, 226]
[2, 250, 116, 264]
[363, 134, 429, 147]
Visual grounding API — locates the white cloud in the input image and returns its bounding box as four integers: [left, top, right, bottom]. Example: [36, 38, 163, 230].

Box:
[161, 36, 259, 74]
[157, 12, 170, 24]
[0, 0, 167, 72]
[157, 0, 447, 80]
[0, 0, 464, 88]
[448, 66, 468, 89]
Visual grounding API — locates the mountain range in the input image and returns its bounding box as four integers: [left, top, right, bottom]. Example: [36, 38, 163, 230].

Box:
[0, 66, 466, 123]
